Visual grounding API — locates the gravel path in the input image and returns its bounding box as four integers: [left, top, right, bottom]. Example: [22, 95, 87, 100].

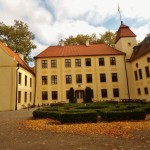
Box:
[0, 108, 150, 150]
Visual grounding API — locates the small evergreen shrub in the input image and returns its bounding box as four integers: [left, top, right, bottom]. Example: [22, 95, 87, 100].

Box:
[84, 87, 92, 103]
[68, 87, 75, 103]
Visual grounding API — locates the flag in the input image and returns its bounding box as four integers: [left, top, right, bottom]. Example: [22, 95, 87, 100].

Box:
[118, 4, 122, 22]
[118, 4, 120, 12]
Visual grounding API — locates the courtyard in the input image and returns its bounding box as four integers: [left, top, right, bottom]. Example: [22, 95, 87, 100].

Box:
[0, 108, 150, 150]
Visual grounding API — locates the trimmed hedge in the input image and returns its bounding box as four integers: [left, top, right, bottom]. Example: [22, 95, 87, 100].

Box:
[143, 106, 150, 114]
[33, 109, 60, 120]
[33, 102, 150, 123]
[59, 111, 97, 123]
[76, 105, 108, 110]
[98, 108, 146, 122]
[33, 109, 97, 123]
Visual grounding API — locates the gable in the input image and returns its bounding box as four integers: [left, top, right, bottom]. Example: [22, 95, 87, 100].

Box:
[0, 45, 17, 66]
[0, 41, 34, 75]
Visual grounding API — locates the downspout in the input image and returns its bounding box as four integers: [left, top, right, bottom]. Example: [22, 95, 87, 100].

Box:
[124, 56, 130, 100]
[33, 71, 36, 106]
[33, 59, 36, 105]
[15, 63, 19, 110]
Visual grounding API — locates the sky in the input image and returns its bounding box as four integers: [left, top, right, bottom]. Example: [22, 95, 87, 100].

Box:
[0, 0, 150, 65]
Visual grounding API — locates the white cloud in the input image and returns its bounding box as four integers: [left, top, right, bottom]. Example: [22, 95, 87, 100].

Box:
[0, 0, 150, 62]
[30, 41, 48, 58]
[46, 20, 107, 44]
[45, 0, 118, 24]
[29, 19, 107, 46]
[119, 0, 150, 20]
[132, 22, 150, 42]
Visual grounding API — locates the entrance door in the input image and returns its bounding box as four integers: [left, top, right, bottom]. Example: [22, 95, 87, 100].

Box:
[75, 90, 84, 103]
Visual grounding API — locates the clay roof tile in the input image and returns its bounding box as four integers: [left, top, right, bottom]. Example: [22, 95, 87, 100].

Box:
[0, 41, 34, 75]
[35, 43, 125, 58]
[115, 22, 136, 43]
[130, 36, 150, 61]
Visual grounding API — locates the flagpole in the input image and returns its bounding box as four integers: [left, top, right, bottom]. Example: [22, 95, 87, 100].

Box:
[118, 4, 122, 24]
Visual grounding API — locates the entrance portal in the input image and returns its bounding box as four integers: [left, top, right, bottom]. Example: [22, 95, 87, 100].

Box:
[75, 90, 84, 103]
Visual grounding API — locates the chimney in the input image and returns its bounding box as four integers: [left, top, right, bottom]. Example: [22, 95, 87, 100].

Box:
[147, 33, 150, 37]
[60, 40, 65, 47]
[86, 39, 90, 46]
[17, 53, 24, 60]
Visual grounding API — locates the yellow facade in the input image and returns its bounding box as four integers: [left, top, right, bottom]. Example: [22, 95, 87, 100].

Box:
[115, 36, 137, 100]
[0, 46, 17, 111]
[115, 30, 150, 101]
[35, 55, 129, 105]
[0, 43, 35, 111]
[130, 53, 150, 101]
[17, 67, 35, 109]
[115, 37, 137, 59]
[1, 23, 150, 111]
[35, 24, 150, 104]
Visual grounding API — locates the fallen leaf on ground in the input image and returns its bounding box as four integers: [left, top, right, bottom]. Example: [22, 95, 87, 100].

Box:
[19, 114, 150, 138]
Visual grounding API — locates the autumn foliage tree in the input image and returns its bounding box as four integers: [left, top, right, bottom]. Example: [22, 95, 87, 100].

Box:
[0, 20, 36, 63]
[64, 31, 116, 47]
[65, 33, 102, 45]
[100, 31, 116, 47]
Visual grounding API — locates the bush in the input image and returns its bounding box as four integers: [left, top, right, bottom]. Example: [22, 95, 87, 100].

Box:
[143, 105, 150, 114]
[50, 103, 65, 107]
[76, 105, 108, 110]
[33, 109, 60, 120]
[98, 108, 146, 122]
[68, 87, 75, 103]
[33, 108, 97, 123]
[59, 111, 97, 123]
[84, 87, 92, 103]
[39, 107, 58, 111]
[33, 102, 149, 123]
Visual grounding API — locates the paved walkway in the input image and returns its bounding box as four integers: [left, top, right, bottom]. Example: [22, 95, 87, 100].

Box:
[0, 108, 150, 150]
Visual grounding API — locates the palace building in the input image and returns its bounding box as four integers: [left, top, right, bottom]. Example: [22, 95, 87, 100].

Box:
[0, 22, 150, 111]
[34, 22, 150, 105]
[34, 42, 128, 104]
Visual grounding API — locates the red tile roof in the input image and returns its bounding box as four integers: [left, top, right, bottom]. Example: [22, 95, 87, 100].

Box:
[0, 41, 34, 75]
[115, 22, 136, 43]
[130, 36, 150, 61]
[35, 43, 125, 58]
